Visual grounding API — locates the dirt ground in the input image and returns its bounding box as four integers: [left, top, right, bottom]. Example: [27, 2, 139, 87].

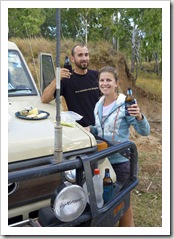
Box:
[130, 98, 162, 227]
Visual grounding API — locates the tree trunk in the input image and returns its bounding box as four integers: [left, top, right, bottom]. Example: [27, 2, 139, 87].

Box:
[113, 37, 116, 49]
[131, 47, 135, 73]
[85, 17, 88, 46]
[154, 52, 159, 75]
[113, 37, 119, 51]
[135, 59, 138, 81]
[131, 23, 136, 73]
[117, 37, 119, 51]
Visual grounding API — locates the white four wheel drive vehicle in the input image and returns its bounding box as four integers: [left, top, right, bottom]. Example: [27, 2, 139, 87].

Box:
[8, 41, 138, 227]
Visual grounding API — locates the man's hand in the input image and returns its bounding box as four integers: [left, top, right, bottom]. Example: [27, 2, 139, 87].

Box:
[60, 68, 72, 78]
[41, 68, 72, 103]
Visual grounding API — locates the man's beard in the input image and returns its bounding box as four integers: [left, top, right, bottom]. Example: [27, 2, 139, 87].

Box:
[75, 60, 89, 70]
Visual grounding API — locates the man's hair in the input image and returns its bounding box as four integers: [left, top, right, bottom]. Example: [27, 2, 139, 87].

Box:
[71, 43, 86, 56]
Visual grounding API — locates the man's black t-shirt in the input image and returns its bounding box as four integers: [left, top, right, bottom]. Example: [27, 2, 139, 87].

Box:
[56, 69, 99, 127]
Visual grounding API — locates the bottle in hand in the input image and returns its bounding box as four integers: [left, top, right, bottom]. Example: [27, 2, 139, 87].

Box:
[103, 168, 114, 204]
[64, 56, 72, 73]
[93, 169, 104, 208]
[125, 88, 136, 116]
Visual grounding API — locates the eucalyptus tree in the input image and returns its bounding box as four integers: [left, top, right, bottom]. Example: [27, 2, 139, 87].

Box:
[40, 8, 56, 39]
[8, 8, 45, 38]
[39, 8, 79, 40]
[61, 8, 104, 45]
[121, 8, 145, 77]
[8, 8, 162, 77]
[139, 8, 162, 75]
[116, 8, 162, 77]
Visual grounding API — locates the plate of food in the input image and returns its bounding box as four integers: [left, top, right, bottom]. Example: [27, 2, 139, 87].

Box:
[15, 108, 50, 120]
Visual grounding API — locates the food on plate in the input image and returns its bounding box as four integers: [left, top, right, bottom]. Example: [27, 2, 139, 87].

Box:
[26, 112, 47, 119]
[28, 108, 38, 115]
[19, 110, 29, 116]
[20, 108, 38, 117]
[18, 108, 48, 119]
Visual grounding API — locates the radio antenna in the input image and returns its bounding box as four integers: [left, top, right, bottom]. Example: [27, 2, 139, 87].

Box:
[54, 9, 63, 163]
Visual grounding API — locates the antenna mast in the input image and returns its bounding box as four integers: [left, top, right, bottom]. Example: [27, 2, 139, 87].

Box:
[54, 9, 62, 163]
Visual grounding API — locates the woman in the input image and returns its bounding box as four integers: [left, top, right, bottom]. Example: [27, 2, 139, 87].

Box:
[86, 66, 150, 227]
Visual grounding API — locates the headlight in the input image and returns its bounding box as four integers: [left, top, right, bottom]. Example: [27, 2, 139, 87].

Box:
[8, 182, 19, 195]
[65, 169, 85, 183]
[51, 184, 87, 222]
[64, 169, 76, 183]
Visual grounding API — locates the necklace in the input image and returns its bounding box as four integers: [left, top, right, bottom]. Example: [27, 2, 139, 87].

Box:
[103, 94, 118, 107]
[102, 101, 116, 116]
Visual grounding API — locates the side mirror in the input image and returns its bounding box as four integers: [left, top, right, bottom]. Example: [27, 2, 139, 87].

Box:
[39, 53, 55, 95]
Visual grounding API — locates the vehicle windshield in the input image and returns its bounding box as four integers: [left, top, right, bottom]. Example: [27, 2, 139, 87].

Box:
[8, 50, 37, 96]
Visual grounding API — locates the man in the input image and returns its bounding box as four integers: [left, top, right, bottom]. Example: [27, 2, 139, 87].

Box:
[41, 44, 99, 127]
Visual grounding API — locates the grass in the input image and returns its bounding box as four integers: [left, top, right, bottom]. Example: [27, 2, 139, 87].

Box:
[132, 190, 162, 227]
[136, 71, 162, 96]
[131, 130, 162, 227]
[10, 37, 162, 97]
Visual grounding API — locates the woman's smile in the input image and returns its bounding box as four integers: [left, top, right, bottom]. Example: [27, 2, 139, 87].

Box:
[99, 72, 117, 96]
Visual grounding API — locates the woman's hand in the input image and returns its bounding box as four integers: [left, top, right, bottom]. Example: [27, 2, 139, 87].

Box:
[128, 103, 143, 121]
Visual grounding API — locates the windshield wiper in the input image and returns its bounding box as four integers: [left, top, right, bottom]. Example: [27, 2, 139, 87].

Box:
[8, 88, 32, 92]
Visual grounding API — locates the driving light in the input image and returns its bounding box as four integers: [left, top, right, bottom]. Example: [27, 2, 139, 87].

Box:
[51, 184, 87, 222]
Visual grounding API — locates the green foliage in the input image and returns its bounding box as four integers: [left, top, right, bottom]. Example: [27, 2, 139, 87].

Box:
[8, 8, 162, 75]
[8, 8, 45, 38]
[139, 9, 162, 60]
[40, 9, 56, 39]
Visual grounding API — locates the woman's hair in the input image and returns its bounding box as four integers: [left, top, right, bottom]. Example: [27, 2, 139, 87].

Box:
[98, 66, 121, 93]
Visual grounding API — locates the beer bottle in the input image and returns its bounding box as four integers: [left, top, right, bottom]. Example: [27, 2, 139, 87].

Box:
[125, 88, 136, 116]
[103, 168, 114, 204]
[64, 56, 72, 73]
